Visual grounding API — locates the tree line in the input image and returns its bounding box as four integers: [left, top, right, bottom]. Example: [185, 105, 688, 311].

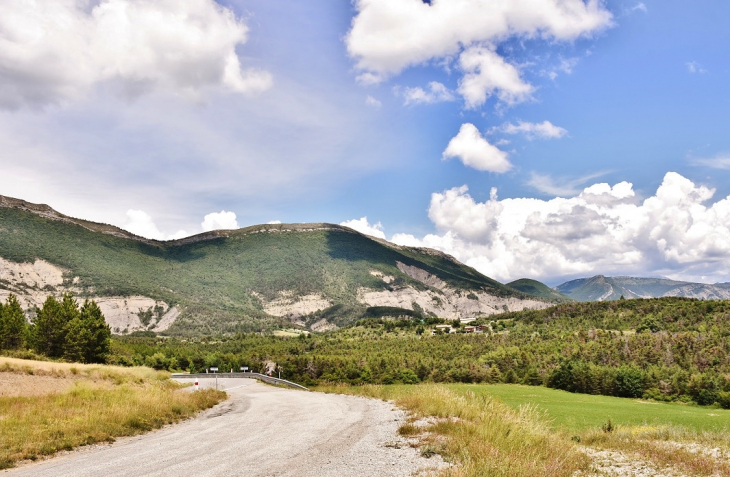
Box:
[109, 297, 730, 408]
[0, 293, 111, 363]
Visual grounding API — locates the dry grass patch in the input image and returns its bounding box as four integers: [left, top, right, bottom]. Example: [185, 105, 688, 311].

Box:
[0, 372, 82, 397]
[0, 358, 226, 469]
[581, 425, 730, 476]
[316, 383, 590, 477]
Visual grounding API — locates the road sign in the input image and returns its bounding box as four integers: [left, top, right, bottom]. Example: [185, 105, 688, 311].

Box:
[241, 366, 249, 371]
[210, 367, 218, 372]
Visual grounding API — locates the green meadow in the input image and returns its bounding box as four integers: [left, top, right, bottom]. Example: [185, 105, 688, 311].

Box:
[449, 383, 730, 433]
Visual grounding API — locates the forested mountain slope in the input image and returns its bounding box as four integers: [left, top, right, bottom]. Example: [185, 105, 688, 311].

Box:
[0, 195, 551, 336]
[506, 278, 571, 301]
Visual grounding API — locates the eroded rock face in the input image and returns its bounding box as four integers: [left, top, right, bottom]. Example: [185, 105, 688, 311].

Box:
[0, 257, 178, 334]
[360, 265, 550, 320]
[94, 297, 177, 334]
[262, 291, 332, 324]
[0, 257, 64, 289]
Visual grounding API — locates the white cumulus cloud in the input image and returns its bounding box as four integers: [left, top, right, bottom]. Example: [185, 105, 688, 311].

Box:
[443, 124, 511, 173]
[391, 172, 730, 284]
[495, 120, 568, 140]
[457, 46, 535, 108]
[400, 81, 455, 105]
[340, 217, 386, 239]
[0, 0, 272, 109]
[347, 0, 612, 108]
[201, 211, 239, 232]
[124, 210, 187, 241]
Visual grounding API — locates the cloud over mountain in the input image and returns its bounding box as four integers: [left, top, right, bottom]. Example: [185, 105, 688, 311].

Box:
[392, 172, 730, 283]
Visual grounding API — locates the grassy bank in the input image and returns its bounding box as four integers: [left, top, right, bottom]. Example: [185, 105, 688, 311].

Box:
[320, 382, 730, 477]
[454, 384, 730, 476]
[317, 383, 590, 477]
[0, 358, 226, 469]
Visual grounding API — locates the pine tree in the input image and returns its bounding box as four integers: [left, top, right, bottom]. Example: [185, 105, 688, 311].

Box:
[31, 295, 63, 357]
[63, 300, 110, 364]
[0, 294, 27, 350]
[63, 316, 91, 363]
[82, 300, 111, 363]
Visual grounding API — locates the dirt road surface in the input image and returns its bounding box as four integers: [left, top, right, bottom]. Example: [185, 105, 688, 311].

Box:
[5, 377, 444, 477]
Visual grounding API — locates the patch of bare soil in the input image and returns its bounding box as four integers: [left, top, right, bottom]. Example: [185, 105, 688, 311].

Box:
[576, 447, 685, 477]
[0, 372, 79, 397]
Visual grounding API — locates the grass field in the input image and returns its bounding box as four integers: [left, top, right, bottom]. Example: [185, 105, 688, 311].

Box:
[0, 357, 226, 469]
[319, 383, 730, 477]
[448, 383, 730, 434]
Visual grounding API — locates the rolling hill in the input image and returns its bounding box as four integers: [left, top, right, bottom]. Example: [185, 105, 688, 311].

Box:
[556, 275, 730, 301]
[0, 195, 552, 336]
[505, 278, 571, 301]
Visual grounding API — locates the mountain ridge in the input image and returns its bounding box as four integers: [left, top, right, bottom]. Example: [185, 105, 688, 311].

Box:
[555, 275, 730, 301]
[0, 194, 553, 336]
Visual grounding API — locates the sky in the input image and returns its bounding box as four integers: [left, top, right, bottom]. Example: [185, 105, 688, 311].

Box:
[1, 0, 729, 286]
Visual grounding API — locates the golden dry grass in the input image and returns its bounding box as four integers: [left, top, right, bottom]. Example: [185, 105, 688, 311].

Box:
[0, 358, 226, 469]
[316, 383, 590, 477]
[582, 425, 730, 476]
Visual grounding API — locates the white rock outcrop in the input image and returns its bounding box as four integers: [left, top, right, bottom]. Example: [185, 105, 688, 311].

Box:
[0, 256, 178, 334]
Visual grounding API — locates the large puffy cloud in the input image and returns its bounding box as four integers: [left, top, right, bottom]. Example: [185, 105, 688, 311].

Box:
[201, 211, 239, 232]
[443, 124, 512, 173]
[124, 210, 187, 240]
[340, 217, 387, 239]
[0, 0, 272, 108]
[124, 209, 239, 239]
[347, 0, 612, 107]
[391, 172, 730, 283]
[457, 46, 534, 108]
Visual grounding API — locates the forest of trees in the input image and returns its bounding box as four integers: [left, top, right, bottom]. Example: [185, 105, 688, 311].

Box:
[109, 297, 730, 408]
[0, 293, 111, 363]
[4, 293, 730, 408]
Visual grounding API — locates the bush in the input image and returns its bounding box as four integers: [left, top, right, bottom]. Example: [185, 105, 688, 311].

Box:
[615, 366, 645, 398]
[717, 391, 730, 409]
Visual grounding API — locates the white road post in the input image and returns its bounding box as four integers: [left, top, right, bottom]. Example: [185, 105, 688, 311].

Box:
[194, 379, 199, 391]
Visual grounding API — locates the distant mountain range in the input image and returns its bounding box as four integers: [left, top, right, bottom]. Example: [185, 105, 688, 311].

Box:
[0, 195, 553, 336]
[555, 275, 730, 302]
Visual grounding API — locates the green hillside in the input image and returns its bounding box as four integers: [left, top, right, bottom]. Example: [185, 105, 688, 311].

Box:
[506, 278, 571, 301]
[0, 198, 528, 335]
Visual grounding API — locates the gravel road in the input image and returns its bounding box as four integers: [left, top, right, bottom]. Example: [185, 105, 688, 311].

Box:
[5, 377, 445, 477]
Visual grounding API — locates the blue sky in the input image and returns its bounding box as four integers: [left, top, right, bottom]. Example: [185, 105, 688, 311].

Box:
[1, 0, 729, 285]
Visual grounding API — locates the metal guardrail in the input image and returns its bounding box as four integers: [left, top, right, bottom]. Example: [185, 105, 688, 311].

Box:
[171, 372, 308, 391]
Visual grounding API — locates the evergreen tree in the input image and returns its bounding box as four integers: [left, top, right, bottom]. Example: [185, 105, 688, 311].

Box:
[82, 300, 111, 363]
[31, 295, 64, 357]
[63, 316, 91, 363]
[0, 294, 27, 350]
[63, 300, 110, 363]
